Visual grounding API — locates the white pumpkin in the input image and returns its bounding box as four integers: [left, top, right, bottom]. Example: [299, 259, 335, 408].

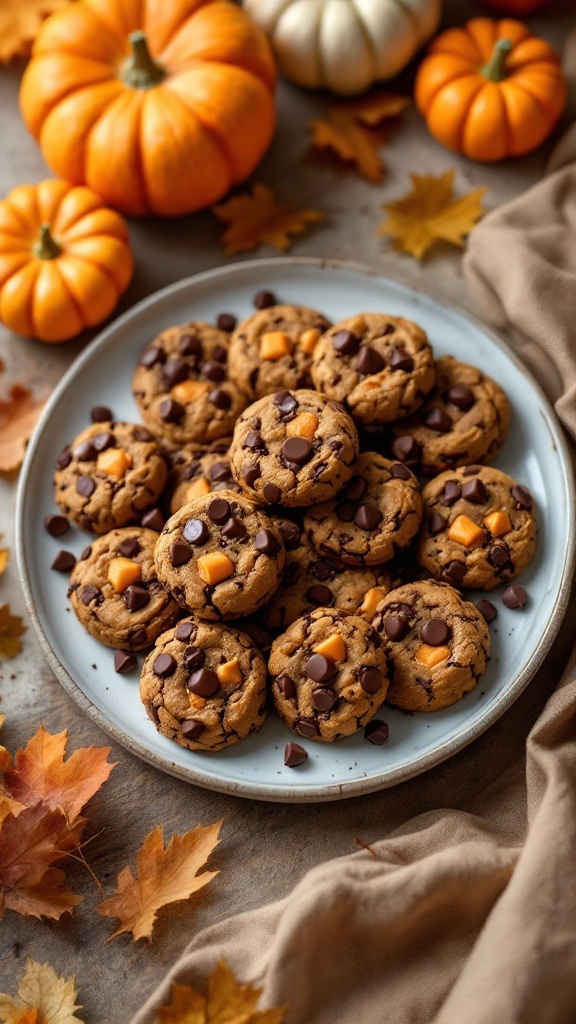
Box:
[243, 0, 442, 94]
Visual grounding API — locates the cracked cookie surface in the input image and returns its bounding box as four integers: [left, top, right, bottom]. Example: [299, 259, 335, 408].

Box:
[303, 452, 423, 566]
[268, 608, 390, 742]
[154, 490, 285, 621]
[311, 313, 435, 425]
[54, 422, 168, 534]
[167, 439, 240, 514]
[140, 617, 267, 752]
[229, 389, 359, 508]
[68, 527, 180, 650]
[416, 465, 536, 590]
[372, 580, 490, 711]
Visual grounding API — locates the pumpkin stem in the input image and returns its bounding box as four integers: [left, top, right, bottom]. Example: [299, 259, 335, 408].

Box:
[35, 223, 61, 260]
[481, 39, 513, 83]
[122, 31, 165, 89]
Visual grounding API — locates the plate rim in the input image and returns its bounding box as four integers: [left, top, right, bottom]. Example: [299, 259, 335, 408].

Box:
[15, 256, 576, 803]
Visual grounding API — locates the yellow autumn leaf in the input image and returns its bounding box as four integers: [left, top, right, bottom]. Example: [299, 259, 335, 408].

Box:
[310, 112, 383, 184]
[213, 184, 323, 254]
[156, 960, 286, 1024]
[378, 170, 486, 260]
[0, 958, 84, 1024]
[0, 604, 26, 659]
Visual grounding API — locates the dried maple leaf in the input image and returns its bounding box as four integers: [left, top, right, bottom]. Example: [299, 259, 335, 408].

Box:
[336, 91, 411, 127]
[0, 0, 71, 64]
[213, 184, 323, 254]
[0, 605, 26, 659]
[0, 383, 46, 475]
[310, 92, 409, 183]
[156, 960, 286, 1024]
[0, 804, 82, 920]
[378, 170, 486, 260]
[97, 820, 222, 941]
[0, 957, 84, 1024]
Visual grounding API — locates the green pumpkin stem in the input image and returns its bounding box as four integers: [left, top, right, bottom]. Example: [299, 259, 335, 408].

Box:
[122, 31, 165, 89]
[35, 223, 61, 260]
[481, 39, 513, 83]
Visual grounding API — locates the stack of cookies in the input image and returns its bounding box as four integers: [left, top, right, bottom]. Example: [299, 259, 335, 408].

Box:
[47, 293, 537, 767]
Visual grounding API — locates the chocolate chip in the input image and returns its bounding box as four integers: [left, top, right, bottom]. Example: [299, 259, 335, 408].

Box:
[51, 550, 75, 573]
[130, 628, 147, 646]
[114, 650, 136, 674]
[208, 388, 231, 409]
[140, 346, 165, 368]
[56, 446, 72, 470]
[489, 545, 509, 568]
[91, 405, 112, 423]
[162, 357, 188, 388]
[364, 719, 389, 745]
[446, 385, 475, 411]
[80, 584, 100, 605]
[201, 360, 226, 382]
[118, 537, 140, 558]
[312, 688, 335, 711]
[332, 330, 360, 355]
[212, 345, 228, 364]
[79, 514, 93, 531]
[354, 504, 382, 530]
[297, 718, 319, 737]
[305, 584, 333, 606]
[208, 498, 231, 524]
[153, 653, 176, 677]
[263, 482, 281, 503]
[254, 290, 276, 309]
[182, 519, 209, 545]
[182, 719, 204, 740]
[278, 521, 300, 549]
[254, 529, 279, 556]
[188, 667, 219, 697]
[511, 484, 532, 509]
[389, 347, 414, 372]
[73, 440, 97, 461]
[221, 517, 246, 540]
[462, 478, 487, 504]
[442, 481, 461, 506]
[243, 464, 261, 487]
[209, 462, 232, 482]
[445, 560, 467, 583]
[336, 502, 355, 522]
[124, 585, 150, 612]
[178, 333, 202, 357]
[45, 514, 69, 537]
[344, 476, 367, 501]
[170, 542, 193, 567]
[306, 654, 337, 682]
[276, 674, 296, 698]
[92, 431, 115, 452]
[391, 435, 422, 464]
[312, 560, 336, 581]
[216, 313, 236, 332]
[243, 431, 265, 451]
[80, 545, 92, 560]
[175, 621, 194, 641]
[183, 646, 205, 671]
[146, 702, 160, 725]
[282, 437, 311, 467]
[390, 463, 412, 480]
[141, 508, 165, 531]
[503, 584, 527, 609]
[76, 475, 95, 498]
[383, 616, 409, 641]
[425, 407, 452, 432]
[354, 346, 385, 375]
[477, 599, 497, 623]
[159, 398, 185, 422]
[420, 618, 451, 646]
[360, 667, 384, 693]
[429, 511, 447, 535]
[133, 426, 154, 443]
[284, 741, 308, 766]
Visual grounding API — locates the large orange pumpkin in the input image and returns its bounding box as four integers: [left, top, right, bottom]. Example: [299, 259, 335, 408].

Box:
[20, 0, 276, 217]
[415, 18, 566, 162]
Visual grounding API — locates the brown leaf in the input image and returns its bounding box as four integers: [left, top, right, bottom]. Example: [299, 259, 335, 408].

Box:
[213, 184, 323, 254]
[156, 960, 287, 1024]
[310, 113, 384, 183]
[0, 605, 26, 659]
[0, 0, 71, 63]
[0, 382, 46, 475]
[336, 91, 411, 127]
[378, 170, 487, 260]
[97, 821, 222, 941]
[0, 957, 84, 1023]
[0, 804, 82, 920]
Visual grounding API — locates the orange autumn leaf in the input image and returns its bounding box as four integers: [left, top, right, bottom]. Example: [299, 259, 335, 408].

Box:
[0, 957, 84, 1024]
[0, 0, 71, 64]
[337, 91, 411, 127]
[310, 113, 383, 183]
[0, 804, 82, 921]
[0, 604, 26, 659]
[0, 382, 46, 475]
[378, 170, 487, 260]
[97, 820, 222, 941]
[156, 960, 286, 1024]
[213, 184, 323, 254]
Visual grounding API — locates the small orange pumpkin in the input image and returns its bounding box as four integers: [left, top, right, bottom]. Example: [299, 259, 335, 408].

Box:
[415, 18, 566, 162]
[19, 0, 276, 218]
[0, 179, 133, 343]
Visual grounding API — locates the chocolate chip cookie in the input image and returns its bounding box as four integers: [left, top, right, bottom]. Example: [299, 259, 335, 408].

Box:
[416, 465, 536, 590]
[268, 608, 390, 742]
[167, 440, 240, 514]
[371, 580, 490, 711]
[229, 389, 359, 508]
[155, 491, 285, 620]
[228, 304, 331, 400]
[68, 528, 180, 650]
[132, 322, 247, 445]
[140, 617, 267, 751]
[391, 356, 510, 476]
[311, 313, 435, 425]
[54, 422, 168, 534]
[303, 452, 423, 566]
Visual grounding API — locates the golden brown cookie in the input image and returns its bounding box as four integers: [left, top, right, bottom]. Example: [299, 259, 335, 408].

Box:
[167, 439, 240, 514]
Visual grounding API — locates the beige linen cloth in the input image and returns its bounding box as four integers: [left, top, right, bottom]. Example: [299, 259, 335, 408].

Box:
[132, 47, 576, 1024]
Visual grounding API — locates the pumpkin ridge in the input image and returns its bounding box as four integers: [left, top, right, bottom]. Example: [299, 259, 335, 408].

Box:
[453, 80, 487, 153]
[51, 259, 90, 333]
[349, 1, 379, 79]
[16, 261, 42, 339]
[63, 239, 127, 290]
[84, 89, 151, 215]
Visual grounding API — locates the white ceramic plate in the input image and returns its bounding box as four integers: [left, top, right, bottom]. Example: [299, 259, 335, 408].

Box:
[16, 259, 575, 803]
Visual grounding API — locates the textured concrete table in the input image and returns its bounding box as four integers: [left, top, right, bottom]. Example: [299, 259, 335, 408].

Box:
[1, 1, 574, 1018]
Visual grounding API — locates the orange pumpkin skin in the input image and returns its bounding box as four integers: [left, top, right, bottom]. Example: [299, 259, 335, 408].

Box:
[0, 179, 133, 343]
[415, 18, 566, 162]
[19, 0, 276, 218]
